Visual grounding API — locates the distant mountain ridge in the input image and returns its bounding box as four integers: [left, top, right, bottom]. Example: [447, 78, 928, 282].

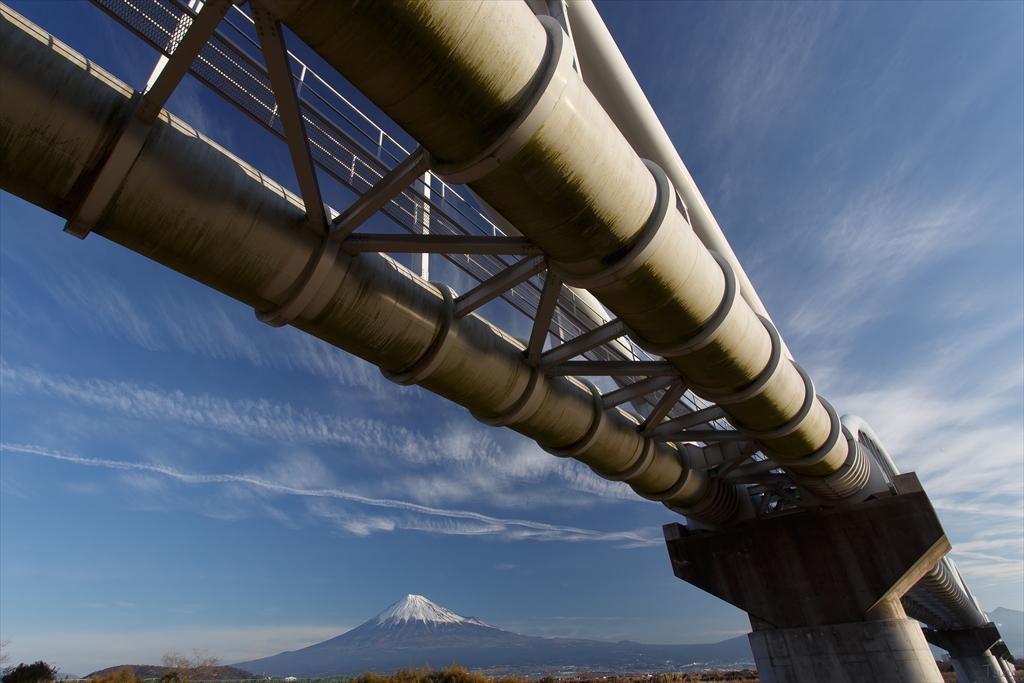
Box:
[990, 607, 1023, 657]
[234, 595, 753, 676]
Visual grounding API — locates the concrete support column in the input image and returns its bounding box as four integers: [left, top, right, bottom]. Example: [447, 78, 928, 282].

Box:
[924, 625, 1018, 683]
[663, 474, 950, 683]
[749, 602, 942, 683]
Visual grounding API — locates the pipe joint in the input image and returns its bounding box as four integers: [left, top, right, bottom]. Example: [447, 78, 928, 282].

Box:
[634, 459, 703, 503]
[543, 378, 605, 457]
[664, 476, 740, 526]
[769, 396, 843, 472]
[472, 366, 545, 427]
[381, 282, 461, 386]
[433, 15, 574, 185]
[729, 362, 816, 440]
[790, 423, 872, 500]
[689, 314, 784, 405]
[549, 159, 676, 289]
[596, 436, 655, 482]
[629, 250, 739, 359]
[255, 214, 339, 327]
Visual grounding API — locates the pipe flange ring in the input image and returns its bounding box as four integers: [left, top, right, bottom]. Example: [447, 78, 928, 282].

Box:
[775, 395, 843, 470]
[629, 252, 738, 358]
[543, 378, 605, 458]
[689, 314, 783, 405]
[472, 366, 546, 427]
[634, 456, 696, 503]
[827, 426, 872, 493]
[255, 232, 341, 328]
[790, 426, 871, 499]
[729, 361, 816, 440]
[599, 437, 656, 482]
[549, 160, 675, 290]
[433, 16, 573, 185]
[381, 282, 461, 386]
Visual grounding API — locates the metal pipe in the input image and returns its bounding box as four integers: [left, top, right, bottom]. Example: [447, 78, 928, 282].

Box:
[563, 0, 781, 347]
[0, 4, 739, 524]
[261, 0, 865, 497]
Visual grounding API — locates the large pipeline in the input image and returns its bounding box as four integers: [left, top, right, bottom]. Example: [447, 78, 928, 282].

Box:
[0, 5, 740, 524]
[2, 9, 995, 654]
[563, 0, 778, 335]
[260, 0, 870, 499]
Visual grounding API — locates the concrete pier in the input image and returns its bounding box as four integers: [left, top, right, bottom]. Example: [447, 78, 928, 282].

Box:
[664, 474, 949, 682]
[748, 604, 942, 683]
[923, 624, 1018, 683]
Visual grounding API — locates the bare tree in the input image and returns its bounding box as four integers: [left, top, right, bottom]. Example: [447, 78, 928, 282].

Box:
[160, 650, 220, 683]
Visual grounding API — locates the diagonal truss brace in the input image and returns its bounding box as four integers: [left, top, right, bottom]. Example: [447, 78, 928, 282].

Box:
[722, 458, 781, 482]
[331, 147, 433, 241]
[453, 256, 547, 319]
[640, 379, 688, 435]
[538, 318, 628, 369]
[252, 0, 326, 232]
[651, 404, 727, 438]
[524, 272, 563, 366]
[342, 234, 541, 255]
[652, 429, 749, 443]
[770, 486, 806, 508]
[65, 0, 233, 238]
[600, 375, 676, 410]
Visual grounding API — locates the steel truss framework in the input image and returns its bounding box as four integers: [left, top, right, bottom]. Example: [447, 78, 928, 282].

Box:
[90, 0, 817, 520]
[70, 0, 999, 641]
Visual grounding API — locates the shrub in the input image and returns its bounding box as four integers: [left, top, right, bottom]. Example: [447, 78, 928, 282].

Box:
[1, 661, 59, 683]
[350, 665, 524, 683]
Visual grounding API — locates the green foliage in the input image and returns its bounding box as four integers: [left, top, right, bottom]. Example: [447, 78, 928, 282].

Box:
[351, 664, 524, 683]
[87, 668, 146, 683]
[1, 661, 59, 683]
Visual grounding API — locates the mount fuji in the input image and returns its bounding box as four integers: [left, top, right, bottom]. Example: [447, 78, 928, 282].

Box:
[234, 595, 753, 676]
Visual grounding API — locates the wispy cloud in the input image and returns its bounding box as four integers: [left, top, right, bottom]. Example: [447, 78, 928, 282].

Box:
[40, 271, 165, 351]
[6, 253, 387, 393]
[704, 3, 837, 144]
[0, 443, 661, 547]
[782, 178, 1009, 344]
[0, 361, 639, 508]
[1, 361, 425, 455]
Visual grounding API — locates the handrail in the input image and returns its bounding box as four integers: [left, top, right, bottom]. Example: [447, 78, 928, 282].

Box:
[88, 0, 722, 422]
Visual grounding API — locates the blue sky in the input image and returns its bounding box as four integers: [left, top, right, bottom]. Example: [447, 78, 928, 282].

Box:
[1, 0, 1021, 676]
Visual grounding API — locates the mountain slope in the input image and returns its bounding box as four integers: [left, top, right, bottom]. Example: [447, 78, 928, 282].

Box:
[234, 595, 753, 676]
[990, 607, 1023, 657]
[83, 666, 254, 680]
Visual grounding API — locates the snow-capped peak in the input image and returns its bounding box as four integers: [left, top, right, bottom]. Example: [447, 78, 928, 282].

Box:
[371, 595, 491, 628]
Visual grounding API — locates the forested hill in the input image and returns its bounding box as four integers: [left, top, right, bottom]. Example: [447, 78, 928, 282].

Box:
[83, 666, 256, 680]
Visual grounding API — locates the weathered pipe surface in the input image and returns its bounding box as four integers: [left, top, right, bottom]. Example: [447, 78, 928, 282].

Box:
[261, 0, 856, 488]
[0, 6, 740, 524]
